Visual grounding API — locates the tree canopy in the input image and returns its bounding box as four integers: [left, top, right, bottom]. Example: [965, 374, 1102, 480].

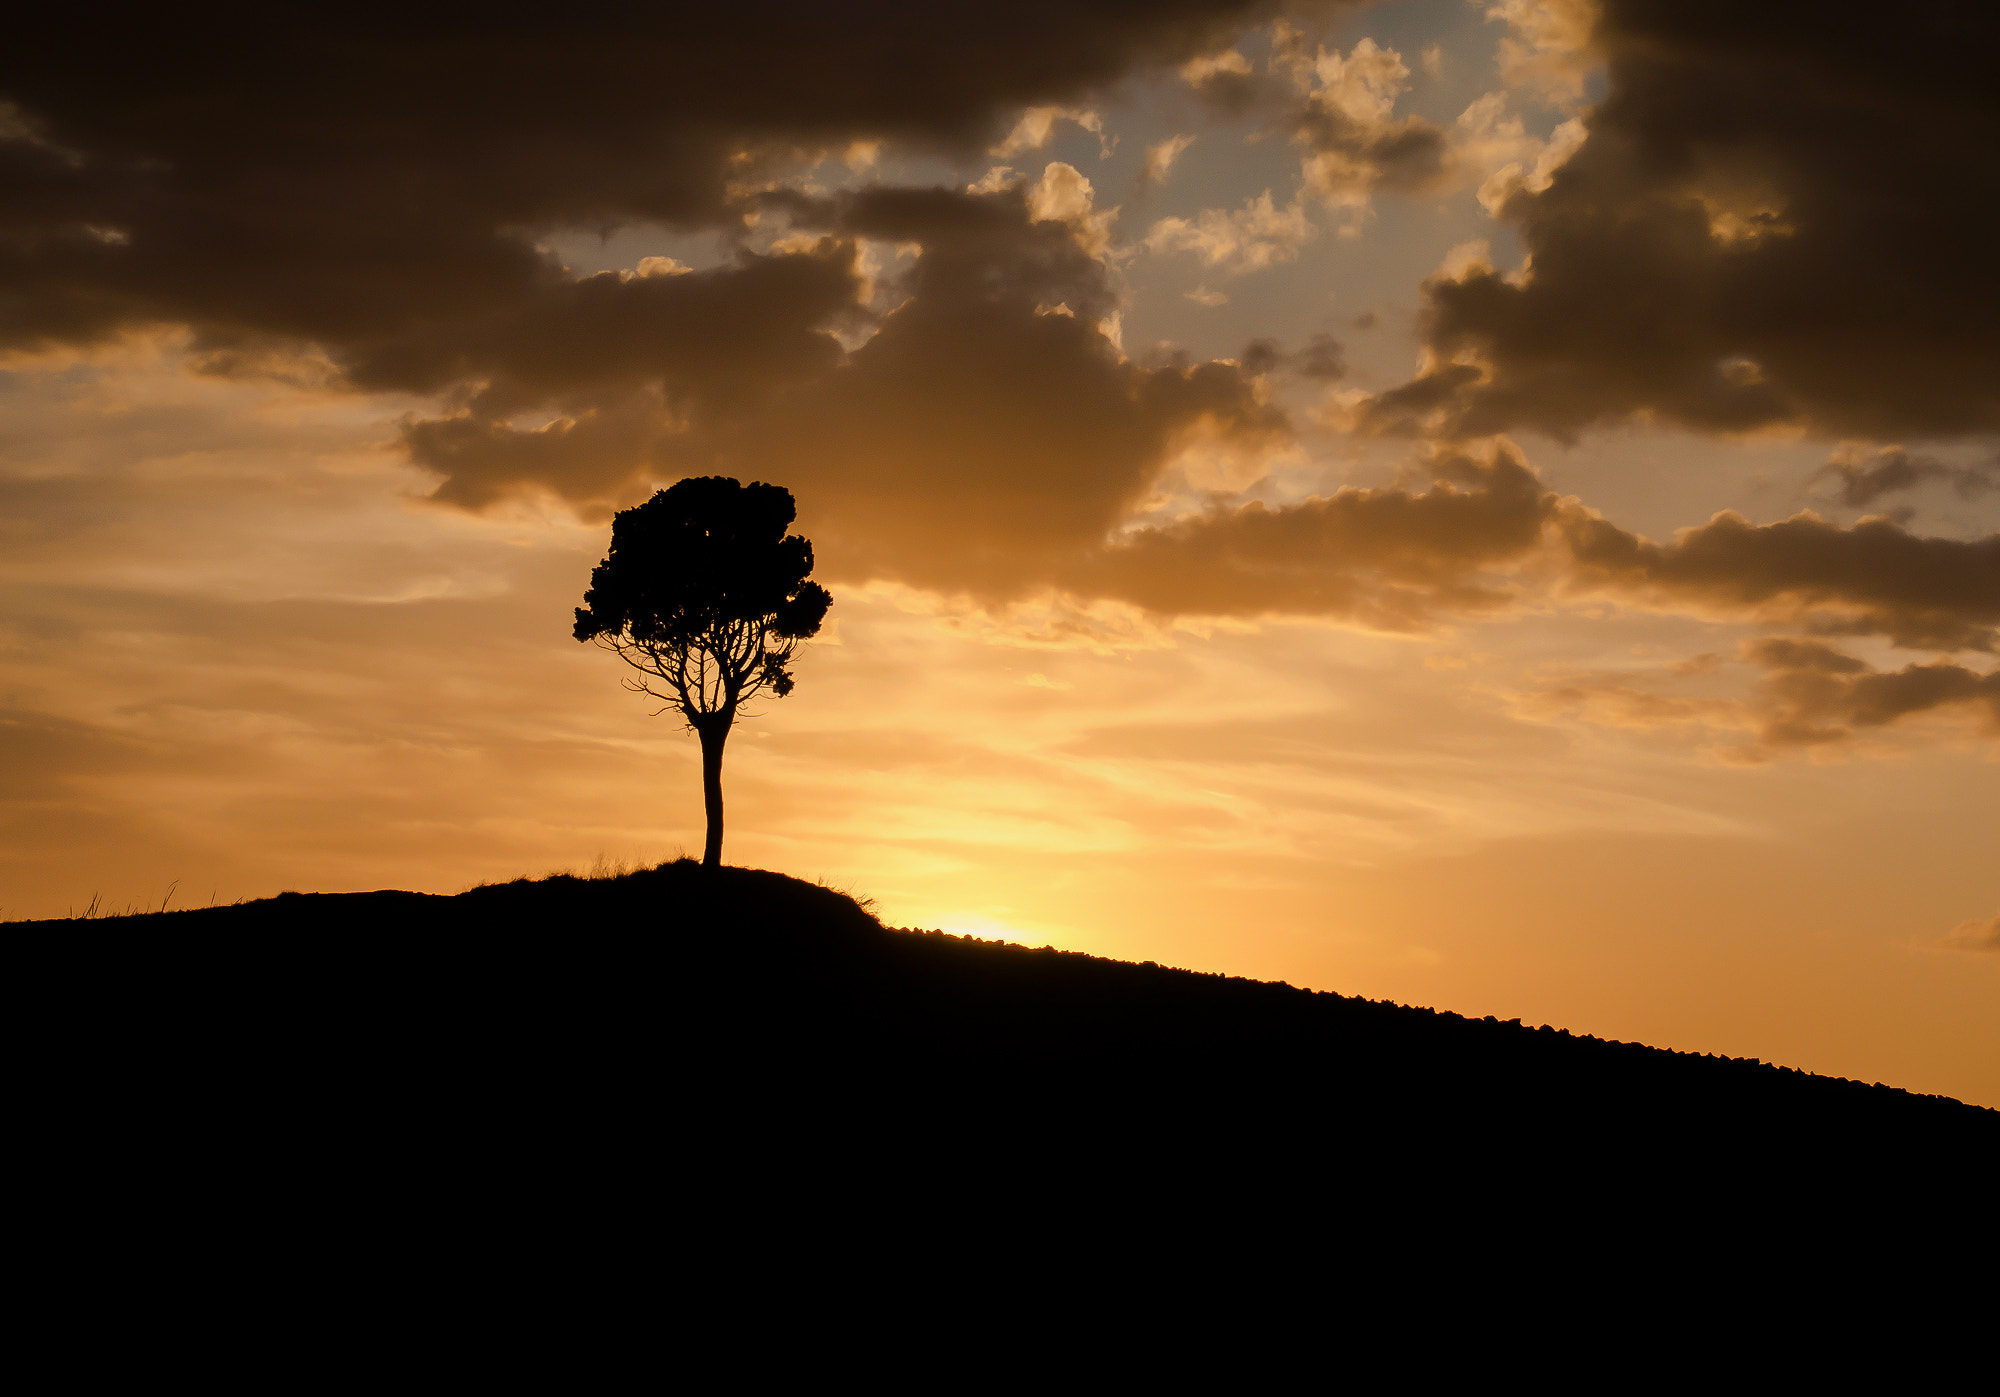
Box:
[575, 477, 831, 865]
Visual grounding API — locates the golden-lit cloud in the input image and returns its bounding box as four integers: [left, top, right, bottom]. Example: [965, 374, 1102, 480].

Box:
[1146, 190, 1316, 272]
[993, 106, 1112, 159]
[1369, 0, 2000, 439]
[1141, 134, 1198, 187]
[1282, 33, 1449, 230]
[1483, 0, 1600, 107]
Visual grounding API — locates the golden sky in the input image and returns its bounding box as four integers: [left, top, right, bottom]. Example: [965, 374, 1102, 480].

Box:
[4, 0, 1996, 1103]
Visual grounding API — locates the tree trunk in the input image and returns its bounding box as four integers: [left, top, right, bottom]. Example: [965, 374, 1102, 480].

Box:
[697, 714, 729, 868]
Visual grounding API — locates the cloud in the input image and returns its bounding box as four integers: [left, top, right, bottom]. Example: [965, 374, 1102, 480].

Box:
[1236, 334, 1345, 380]
[0, 2, 1283, 364]
[404, 217, 1562, 631]
[1523, 675, 1746, 735]
[1282, 35, 1450, 228]
[1558, 505, 2000, 652]
[5, 3, 1353, 573]
[1940, 912, 2000, 953]
[1366, 0, 2000, 440]
[404, 185, 1283, 597]
[1142, 134, 1197, 186]
[1179, 48, 1266, 116]
[1069, 441, 1559, 627]
[375, 239, 862, 406]
[1470, 109, 1587, 216]
[1483, 0, 1600, 107]
[1260, 29, 1585, 237]
[1739, 639, 2000, 752]
[1294, 333, 1347, 380]
[993, 106, 1109, 158]
[1521, 635, 2000, 757]
[1146, 190, 1314, 273]
[1026, 162, 1119, 256]
[966, 166, 1026, 195]
[1812, 445, 1996, 510]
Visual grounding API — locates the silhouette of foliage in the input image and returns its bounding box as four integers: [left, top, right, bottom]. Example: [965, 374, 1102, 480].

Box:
[574, 478, 831, 866]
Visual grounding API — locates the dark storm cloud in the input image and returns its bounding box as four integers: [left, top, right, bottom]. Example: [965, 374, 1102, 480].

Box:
[1074, 442, 1557, 627]
[1522, 633, 2000, 757]
[1240, 333, 1345, 380]
[409, 184, 1285, 592]
[399, 159, 1587, 622]
[1812, 447, 1995, 511]
[1369, 0, 2000, 440]
[1559, 507, 2000, 652]
[1742, 639, 2000, 750]
[407, 178, 1549, 619]
[387, 237, 868, 508]
[1, 1, 1287, 361]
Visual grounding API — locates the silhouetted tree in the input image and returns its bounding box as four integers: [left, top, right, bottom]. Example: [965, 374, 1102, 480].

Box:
[574, 478, 832, 868]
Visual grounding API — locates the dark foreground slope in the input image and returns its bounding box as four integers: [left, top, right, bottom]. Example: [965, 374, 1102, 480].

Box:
[17, 861, 1990, 1180]
[16, 861, 1993, 1349]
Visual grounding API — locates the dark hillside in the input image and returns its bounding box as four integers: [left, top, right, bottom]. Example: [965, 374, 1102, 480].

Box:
[19, 862, 1991, 1121]
[12, 860, 1993, 1241]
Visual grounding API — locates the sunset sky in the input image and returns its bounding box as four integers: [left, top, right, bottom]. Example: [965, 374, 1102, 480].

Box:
[4, 0, 1995, 1104]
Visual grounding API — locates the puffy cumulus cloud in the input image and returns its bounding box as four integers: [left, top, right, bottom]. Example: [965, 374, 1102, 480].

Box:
[1202, 24, 1582, 241]
[1940, 912, 2000, 953]
[1026, 163, 1119, 257]
[1369, 0, 2000, 440]
[1068, 441, 1561, 628]
[1558, 506, 2000, 653]
[1170, 28, 1459, 234]
[1483, 0, 1601, 107]
[1281, 35, 1450, 228]
[1739, 638, 2000, 754]
[1, 1, 1285, 365]
[1811, 445, 1995, 513]
[1469, 108, 1587, 216]
[1146, 190, 1315, 273]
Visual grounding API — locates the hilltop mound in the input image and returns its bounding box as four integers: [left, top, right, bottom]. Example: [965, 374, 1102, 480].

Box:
[18, 860, 1989, 1179]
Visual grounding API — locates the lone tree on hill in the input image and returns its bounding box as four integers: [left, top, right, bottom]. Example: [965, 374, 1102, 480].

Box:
[575, 477, 832, 868]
